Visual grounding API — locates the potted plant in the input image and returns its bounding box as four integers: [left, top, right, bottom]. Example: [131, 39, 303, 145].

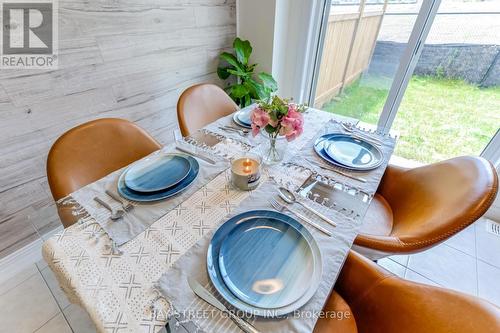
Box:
[217, 37, 278, 107]
[250, 96, 307, 164]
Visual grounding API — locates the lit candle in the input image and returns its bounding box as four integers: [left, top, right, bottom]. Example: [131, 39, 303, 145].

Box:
[231, 156, 261, 190]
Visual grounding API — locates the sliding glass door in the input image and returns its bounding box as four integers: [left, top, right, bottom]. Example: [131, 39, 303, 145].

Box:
[311, 0, 428, 126]
[310, 0, 499, 167]
[382, 0, 500, 164]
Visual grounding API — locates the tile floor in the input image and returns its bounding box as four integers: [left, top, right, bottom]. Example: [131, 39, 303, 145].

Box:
[378, 218, 500, 305]
[1, 218, 499, 333]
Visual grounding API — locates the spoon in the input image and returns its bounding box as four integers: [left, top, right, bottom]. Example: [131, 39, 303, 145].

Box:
[220, 126, 250, 136]
[278, 187, 337, 227]
[93, 197, 125, 220]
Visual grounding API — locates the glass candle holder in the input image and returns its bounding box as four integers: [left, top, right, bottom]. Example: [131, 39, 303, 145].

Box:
[231, 153, 261, 191]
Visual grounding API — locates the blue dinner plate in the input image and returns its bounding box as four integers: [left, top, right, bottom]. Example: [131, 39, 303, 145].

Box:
[219, 216, 313, 308]
[237, 109, 252, 126]
[124, 154, 191, 192]
[314, 133, 383, 171]
[232, 111, 252, 128]
[208, 210, 322, 317]
[117, 154, 199, 202]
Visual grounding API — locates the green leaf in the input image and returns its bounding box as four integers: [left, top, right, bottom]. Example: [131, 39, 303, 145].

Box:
[219, 52, 243, 71]
[227, 68, 248, 78]
[243, 94, 252, 107]
[244, 79, 265, 100]
[217, 67, 231, 80]
[233, 38, 252, 65]
[246, 63, 257, 73]
[265, 124, 277, 134]
[229, 84, 249, 98]
[258, 72, 278, 92]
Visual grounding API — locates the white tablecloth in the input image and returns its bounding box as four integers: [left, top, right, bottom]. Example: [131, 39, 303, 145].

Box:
[42, 109, 392, 333]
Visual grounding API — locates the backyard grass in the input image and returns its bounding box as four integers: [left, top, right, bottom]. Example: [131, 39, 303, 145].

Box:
[322, 75, 500, 163]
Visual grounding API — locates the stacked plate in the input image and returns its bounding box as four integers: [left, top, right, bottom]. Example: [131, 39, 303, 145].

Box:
[117, 153, 200, 202]
[232, 105, 254, 128]
[314, 133, 383, 171]
[207, 210, 322, 317]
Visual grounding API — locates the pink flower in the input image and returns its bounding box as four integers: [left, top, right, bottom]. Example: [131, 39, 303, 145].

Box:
[279, 109, 304, 141]
[250, 107, 277, 136]
[288, 103, 298, 113]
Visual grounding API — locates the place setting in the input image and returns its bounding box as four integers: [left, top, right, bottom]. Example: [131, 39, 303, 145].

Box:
[70, 139, 228, 247]
[156, 179, 348, 333]
[232, 103, 253, 129]
[201, 103, 258, 149]
[289, 120, 396, 194]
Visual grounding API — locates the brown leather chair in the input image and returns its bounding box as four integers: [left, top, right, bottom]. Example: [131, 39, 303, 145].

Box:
[353, 156, 498, 259]
[47, 118, 161, 227]
[177, 83, 239, 136]
[314, 251, 500, 333]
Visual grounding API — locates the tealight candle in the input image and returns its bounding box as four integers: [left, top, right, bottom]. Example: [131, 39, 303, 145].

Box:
[231, 155, 261, 191]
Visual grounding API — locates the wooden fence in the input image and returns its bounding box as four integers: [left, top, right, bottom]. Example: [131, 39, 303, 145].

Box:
[314, 2, 388, 107]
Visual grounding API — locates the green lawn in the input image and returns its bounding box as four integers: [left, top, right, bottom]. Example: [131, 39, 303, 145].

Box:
[322, 75, 500, 163]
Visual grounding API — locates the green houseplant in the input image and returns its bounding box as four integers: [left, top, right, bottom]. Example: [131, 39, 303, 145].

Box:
[217, 37, 278, 107]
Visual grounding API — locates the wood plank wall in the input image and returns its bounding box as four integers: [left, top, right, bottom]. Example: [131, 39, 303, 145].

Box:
[0, 0, 236, 258]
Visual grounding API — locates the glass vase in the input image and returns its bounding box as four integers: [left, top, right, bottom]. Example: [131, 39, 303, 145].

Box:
[261, 133, 288, 165]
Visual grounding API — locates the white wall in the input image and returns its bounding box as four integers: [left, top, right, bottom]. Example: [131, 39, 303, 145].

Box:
[236, 0, 276, 74]
[237, 0, 325, 103]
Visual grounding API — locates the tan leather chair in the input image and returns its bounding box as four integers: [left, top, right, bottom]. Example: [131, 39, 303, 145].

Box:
[47, 118, 161, 227]
[314, 251, 500, 333]
[353, 156, 498, 259]
[177, 83, 239, 136]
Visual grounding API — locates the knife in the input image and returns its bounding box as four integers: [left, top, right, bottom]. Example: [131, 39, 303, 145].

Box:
[175, 145, 216, 165]
[187, 277, 261, 333]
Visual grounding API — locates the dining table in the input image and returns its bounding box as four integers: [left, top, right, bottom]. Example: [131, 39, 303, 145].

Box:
[42, 107, 397, 333]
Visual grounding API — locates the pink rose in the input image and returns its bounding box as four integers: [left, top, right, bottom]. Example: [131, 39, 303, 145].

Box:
[279, 109, 304, 141]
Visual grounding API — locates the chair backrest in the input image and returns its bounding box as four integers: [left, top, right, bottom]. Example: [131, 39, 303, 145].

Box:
[381, 156, 498, 241]
[333, 251, 500, 333]
[177, 83, 239, 136]
[47, 118, 161, 201]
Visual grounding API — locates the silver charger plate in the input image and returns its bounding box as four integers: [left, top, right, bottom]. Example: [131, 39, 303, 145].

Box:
[314, 133, 383, 171]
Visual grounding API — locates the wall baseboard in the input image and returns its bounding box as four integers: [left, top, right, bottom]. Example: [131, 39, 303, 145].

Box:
[0, 238, 44, 285]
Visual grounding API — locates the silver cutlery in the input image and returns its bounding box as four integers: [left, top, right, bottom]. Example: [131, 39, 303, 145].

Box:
[105, 190, 133, 211]
[303, 158, 368, 183]
[340, 123, 383, 146]
[187, 277, 261, 333]
[269, 198, 332, 237]
[175, 145, 216, 165]
[277, 187, 336, 227]
[219, 126, 250, 137]
[93, 197, 125, 220]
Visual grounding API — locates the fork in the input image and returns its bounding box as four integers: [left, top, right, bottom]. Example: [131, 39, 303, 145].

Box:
[340, 123, 383, 146]
[105, 190, 133, 211]
[269, 198, 332, 236]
